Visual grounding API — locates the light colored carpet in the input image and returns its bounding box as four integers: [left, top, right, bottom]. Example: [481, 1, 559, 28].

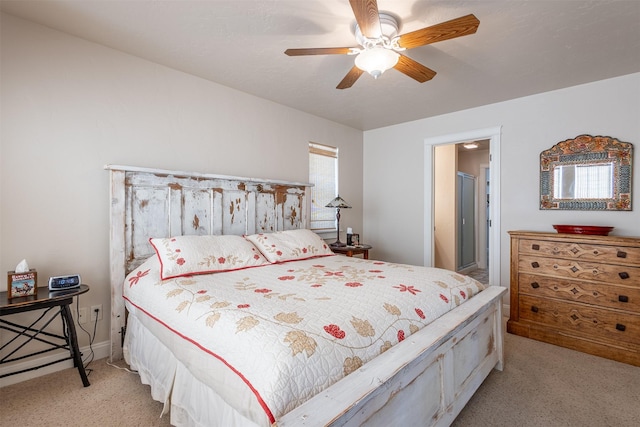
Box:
[453, 325, 640, 427]
[1, 321, 639, 426]
[0, 359, 171, 427]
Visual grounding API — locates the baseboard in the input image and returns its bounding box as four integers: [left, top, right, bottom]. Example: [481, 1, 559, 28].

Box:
[0, 340, 110, 387]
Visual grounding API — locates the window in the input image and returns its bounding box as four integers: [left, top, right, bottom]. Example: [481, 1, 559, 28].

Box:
[309, 142, 338, 231]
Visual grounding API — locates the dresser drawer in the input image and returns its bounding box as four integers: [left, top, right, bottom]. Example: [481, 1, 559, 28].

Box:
[518, 238, 640, 266]
[518, 294, 640, 346]
[518, 273, 640, 312]
[518, 255, 640, 286]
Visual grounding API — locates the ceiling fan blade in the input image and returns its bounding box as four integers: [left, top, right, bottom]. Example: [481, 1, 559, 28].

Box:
[349, 0, 382, 39]
[285, 47, 353, 56]
[394, 54, 437, 83]
[398, 14, 480, 49]
[336, 66, 365, 89]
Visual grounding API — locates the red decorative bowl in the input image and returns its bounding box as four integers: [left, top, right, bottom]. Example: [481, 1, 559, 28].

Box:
[552, 225, 614, 236]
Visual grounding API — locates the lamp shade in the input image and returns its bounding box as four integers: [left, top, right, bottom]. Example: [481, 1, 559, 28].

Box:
[325, 195, 352, 209]
[354, 47, 399, 79]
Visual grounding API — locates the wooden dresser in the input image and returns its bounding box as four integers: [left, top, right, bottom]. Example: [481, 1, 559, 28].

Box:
[507, 231, 640, 366]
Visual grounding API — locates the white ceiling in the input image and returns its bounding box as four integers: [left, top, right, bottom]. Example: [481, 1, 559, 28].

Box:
[2, 0, 639, 131]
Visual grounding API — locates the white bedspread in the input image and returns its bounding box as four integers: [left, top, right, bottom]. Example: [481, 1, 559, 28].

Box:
[124, 255, 485, 426]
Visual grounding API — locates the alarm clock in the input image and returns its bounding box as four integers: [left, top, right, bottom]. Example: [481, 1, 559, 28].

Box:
[48, 274, 81, 290]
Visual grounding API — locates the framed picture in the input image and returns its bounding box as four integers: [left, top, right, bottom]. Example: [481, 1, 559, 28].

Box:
[352, 234, 360, 246]
[7, 270, 37, 299]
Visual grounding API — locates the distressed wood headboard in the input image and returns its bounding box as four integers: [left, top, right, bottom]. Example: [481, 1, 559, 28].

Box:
[106, 165, 312, 360]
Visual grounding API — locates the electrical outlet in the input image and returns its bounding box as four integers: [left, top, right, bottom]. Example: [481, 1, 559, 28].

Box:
[91, 304, 103, 321]
[78, 307, 88, 324]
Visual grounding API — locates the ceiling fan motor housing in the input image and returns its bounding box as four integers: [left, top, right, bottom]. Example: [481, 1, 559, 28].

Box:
[354, 12, 400, 48]
[353, 13, 403, 78]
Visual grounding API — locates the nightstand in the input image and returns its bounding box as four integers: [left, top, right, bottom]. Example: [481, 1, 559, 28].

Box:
[331, 244, 372, 259]
[0, 284, 91, 386]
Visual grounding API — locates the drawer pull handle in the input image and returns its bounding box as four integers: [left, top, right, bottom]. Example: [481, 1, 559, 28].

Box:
[531, 306, 539, 313]
[531, 282, 540, 289]
[619, 295, 629, 303]
[531, 262, 540, 268]
[617, 251, 627, 258]
[619, 272, 630, 280]
[531, 244, 540, 250]
[616, 323, 626, 332]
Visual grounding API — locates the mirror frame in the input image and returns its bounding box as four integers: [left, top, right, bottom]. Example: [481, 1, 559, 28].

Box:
[540, 134, 633, 210]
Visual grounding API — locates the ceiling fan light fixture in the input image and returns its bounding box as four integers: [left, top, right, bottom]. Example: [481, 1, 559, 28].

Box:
[354, 47, 399, 79]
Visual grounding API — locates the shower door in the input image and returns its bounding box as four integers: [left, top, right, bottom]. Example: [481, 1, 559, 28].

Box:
[457, 172, 476, 270]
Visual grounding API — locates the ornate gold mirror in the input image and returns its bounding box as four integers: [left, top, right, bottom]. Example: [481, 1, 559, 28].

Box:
[540, 135, 633, 210]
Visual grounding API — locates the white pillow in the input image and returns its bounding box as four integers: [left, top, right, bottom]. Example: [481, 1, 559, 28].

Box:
[149, 234, 269, 280]
[245, 229, 334, 263]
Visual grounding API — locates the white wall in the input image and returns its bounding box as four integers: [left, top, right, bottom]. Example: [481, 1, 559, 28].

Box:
[0, 14, 363, 357]
[363, 73, 640, 293]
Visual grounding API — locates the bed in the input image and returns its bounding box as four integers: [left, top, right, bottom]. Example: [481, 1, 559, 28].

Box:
[106, 165, 506, 427]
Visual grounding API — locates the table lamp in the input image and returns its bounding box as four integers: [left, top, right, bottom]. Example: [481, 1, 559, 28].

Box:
[325, 195, 351, 247]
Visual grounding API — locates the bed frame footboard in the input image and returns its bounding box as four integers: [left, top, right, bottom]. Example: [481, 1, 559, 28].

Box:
[276, 285, 506, 427]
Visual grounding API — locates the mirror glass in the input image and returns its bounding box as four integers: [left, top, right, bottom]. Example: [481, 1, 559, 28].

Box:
[540, 135, 633, 210]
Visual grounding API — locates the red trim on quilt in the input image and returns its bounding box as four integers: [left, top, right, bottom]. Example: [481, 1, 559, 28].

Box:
[123, 296, 276, 424]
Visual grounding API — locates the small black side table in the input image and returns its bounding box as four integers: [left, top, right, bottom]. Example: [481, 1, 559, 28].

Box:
[0, 284, 90, 387]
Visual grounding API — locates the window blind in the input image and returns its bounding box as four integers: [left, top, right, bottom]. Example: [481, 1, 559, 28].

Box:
[575, 163, 614, 199]
[309, 142, 338, 230]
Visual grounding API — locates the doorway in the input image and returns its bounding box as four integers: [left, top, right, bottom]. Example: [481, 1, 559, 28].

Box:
[423, 127, 501, 286]
[432, 143, 486, 276]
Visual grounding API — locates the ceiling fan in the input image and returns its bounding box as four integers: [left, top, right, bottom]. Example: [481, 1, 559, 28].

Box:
[285, 0, 480, 89]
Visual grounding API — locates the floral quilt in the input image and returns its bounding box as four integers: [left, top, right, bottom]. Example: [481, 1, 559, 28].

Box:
[124, 254, 485, 425]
